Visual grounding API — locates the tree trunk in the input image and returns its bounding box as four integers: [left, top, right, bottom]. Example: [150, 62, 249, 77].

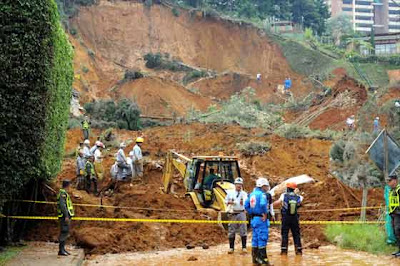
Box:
[360, 182, 368, 221]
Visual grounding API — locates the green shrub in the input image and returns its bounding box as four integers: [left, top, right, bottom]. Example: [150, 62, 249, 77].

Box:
[172, 7, 180, 17]
[325, 224, 396, 255]
[191, 88, 283, 129]
[0, 0, 74, 206]
[87, 49, 95, 58]
[82, 65, 89, 73]
[144, 52, 188, 72]
[123, 70, 144, 82]
[237, 141, 271, 156]
[276, 124, 311, 139]
[183, 70, 208, 84]
[70, 27, 78, 36]
[276, 124, 340, 140]
[330, 140, 345, 162]
[68, 117, 82, 129]
[283, 94, 313, 111]
[84, 99, 141, 130]
[144, 53, 162, 69]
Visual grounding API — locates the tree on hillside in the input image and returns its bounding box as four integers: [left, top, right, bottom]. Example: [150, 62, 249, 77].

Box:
[330, 132, 384, 220]
[84, 99, 141, 130]
[327, 13, 354, 46]
[314, 0, 330, 35]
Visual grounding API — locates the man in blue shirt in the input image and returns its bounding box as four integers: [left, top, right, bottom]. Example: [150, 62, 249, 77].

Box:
[245, 177, 271, 265]
[284, 77, 292, 92]
[373, 116, 380, 133]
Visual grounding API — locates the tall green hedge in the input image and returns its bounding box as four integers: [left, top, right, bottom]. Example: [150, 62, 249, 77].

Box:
[0, 0, 74, 206]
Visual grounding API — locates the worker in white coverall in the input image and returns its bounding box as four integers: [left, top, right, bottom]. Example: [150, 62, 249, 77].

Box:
[131, 137, 144, 181]
[225, 177, 248, 254]
[116, 142, 129, 180]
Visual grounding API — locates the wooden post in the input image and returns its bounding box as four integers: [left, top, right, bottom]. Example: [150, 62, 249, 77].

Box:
[384, 129, 389, 181]
[360, 180, 368, 221]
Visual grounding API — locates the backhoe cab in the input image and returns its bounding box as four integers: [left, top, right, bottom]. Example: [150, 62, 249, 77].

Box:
[162, 151, 242, 212]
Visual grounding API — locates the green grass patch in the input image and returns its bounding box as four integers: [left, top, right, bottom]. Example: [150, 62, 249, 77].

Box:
[325, 224, 397, 255]
[0, 246, 25, 265]
[276, 38, 336, 77]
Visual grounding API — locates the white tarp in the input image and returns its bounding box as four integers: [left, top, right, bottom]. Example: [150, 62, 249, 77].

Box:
[269, 174, 314, 197]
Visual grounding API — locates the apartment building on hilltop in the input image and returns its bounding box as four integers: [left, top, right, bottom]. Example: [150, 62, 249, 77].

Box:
[326, 0, 400, 34]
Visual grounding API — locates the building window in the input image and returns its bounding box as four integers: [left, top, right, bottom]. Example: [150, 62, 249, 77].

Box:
[375, 43, 397, 55]
[389, 25, 400, 29]
[355, 1, 371, 5]
[355, 8, 372, 13]
[342, 7, 353, 11]
[389, 10, 400, 15]
[356, 23, 373, 27]
[343, 0, 352, 4]
[356, 16, 372, 20]
[389, 2, 400, 7]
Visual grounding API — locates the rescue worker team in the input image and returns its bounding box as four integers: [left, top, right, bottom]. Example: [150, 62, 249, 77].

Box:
[56, 117, 400, 261]
[225, 177, 302, 265]
[75, 116, 145, 194]
[57, 172, 400, 261]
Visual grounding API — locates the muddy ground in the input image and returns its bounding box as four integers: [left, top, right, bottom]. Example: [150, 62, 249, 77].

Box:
[25, 124, 384, 255]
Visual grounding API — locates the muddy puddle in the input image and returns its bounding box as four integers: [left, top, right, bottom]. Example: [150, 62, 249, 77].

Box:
[85, 242, 399, 266]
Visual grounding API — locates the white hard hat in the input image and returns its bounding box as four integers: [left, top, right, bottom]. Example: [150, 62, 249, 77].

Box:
[120, 142, 126, 148]
[395, 101, 400, 107]
[84, 139, 90, 145]
[256, 177, 270, 188]
[375, 117, 379, 120]
[234, 177, 244, 185]
[95, 141, 105, 148]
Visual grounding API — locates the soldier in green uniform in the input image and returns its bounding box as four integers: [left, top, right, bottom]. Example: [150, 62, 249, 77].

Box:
[388, 174, 400, 257]
[57, 180, 75, 256]
[81, 116, 91, 140]
[85, 155, 97, 194]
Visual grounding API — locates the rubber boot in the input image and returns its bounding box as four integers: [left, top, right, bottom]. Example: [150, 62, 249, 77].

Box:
[393, 249, 400, 257]
[63, 242, 71, 255]
[58, 242, 68, 256]
[255, 248, 266, 265]
[256, 248, 270, 265]
[251, 248, 258, 264]
[392, 249, 400, 255]
[281, 247, 288, 255]
[241, 236, 247, 253]
[93, 179, 98, 194]
[295, 246, 303, 256]
[228, 237, 234, 254]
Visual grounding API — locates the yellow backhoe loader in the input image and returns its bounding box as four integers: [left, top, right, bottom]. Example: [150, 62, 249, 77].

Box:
[162, 150, 244, 213]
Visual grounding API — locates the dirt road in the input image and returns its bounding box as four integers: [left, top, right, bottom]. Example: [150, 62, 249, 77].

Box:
[85, 241, 398, 266]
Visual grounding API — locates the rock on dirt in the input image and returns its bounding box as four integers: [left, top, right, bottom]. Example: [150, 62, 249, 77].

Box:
[202, 244, 209, 249]
[187, 256, 198, 261]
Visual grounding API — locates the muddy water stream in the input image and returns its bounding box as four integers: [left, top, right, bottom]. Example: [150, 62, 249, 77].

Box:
[85, 242, 398, 266]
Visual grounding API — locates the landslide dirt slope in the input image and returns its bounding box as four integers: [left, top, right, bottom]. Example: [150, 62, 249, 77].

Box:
[70, 0, 308, 115]
[116, 77, 212, 116]
[27, 124, 384, 254]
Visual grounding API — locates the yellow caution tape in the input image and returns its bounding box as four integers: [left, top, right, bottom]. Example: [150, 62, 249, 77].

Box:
[12, 200, 199, 213]
[299, 206, 382, 213]
[4, 215, 246, 224]
[12, 200, 384, 213]
[1, 215, 385, 225]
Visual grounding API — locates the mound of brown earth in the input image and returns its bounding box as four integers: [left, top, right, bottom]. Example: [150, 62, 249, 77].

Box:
[26, 124, 384, 255]
[68, 0, 309, 116]
[308, 76, 368, 130]
[116, 77, 212, 116]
